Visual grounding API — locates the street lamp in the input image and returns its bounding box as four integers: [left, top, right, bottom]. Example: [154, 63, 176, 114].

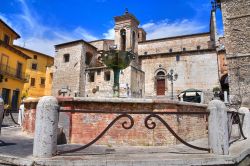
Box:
[167, 69, 178, 100]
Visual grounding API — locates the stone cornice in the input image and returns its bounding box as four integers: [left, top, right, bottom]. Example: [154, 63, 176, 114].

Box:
[226, 53, 250, 59]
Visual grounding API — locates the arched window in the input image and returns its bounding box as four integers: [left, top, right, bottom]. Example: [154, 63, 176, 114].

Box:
[157, 71, 165, 77]
[132, 31, 136, 52]
[120, 29, 126, 51]
[86, 52, 93, 66]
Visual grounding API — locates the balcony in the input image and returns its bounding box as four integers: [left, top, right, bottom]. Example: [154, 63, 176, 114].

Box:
[0, 64, 29, 82]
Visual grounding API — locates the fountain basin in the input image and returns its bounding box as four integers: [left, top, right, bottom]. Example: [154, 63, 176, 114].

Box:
[23, 97, 208, 146]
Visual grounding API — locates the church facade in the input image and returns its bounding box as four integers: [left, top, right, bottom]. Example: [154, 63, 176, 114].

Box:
[52, 10, 227, 102]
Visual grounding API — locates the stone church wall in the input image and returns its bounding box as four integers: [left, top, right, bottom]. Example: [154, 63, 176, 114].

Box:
[141, 50, 220, 99]
[130, 66, 145, 98]
[138, 34, 211, 55]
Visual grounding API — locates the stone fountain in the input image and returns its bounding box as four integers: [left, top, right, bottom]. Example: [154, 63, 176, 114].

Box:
[99, 46, 135, 97]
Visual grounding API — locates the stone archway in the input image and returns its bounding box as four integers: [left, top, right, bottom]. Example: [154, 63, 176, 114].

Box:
[220, 74, 229, 100]
[220, 74, 229, 92]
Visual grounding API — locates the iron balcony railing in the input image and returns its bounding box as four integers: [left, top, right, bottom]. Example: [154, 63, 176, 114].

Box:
[0, 64, 29, 82]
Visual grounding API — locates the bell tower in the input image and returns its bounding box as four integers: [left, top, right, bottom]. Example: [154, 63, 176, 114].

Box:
[114, 9, 139, 55]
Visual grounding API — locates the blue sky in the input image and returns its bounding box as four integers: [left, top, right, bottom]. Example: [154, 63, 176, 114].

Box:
[0, 0, 224, 55]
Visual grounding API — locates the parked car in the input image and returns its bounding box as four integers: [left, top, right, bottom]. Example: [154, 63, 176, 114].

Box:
[178, 89, 202, 103]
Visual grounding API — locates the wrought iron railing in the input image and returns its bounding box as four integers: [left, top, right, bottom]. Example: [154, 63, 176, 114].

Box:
[227, 111, 247, 145]
[0, 64, 29, 82]
[57, 109, 210, 155]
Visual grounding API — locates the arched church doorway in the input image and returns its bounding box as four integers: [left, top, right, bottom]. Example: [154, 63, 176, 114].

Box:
[220, 74, 229, 100]
[156, 71, 166, 96]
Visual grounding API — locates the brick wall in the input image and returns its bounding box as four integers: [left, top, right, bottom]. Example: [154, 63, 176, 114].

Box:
[23, 98, 208, 146]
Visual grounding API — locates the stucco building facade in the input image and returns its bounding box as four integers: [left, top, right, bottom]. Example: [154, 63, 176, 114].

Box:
[52, 10, 227, 102]
[14, 46, 54, 98]
[0, 19, 30, 111]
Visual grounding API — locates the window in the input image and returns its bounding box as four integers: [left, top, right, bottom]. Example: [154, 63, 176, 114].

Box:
[183, 48, 186, 51]
[169, 48, 173, 53]
[197, 46, 201, 50]
[33, 55, 37, 59]
[86, 52, 93, 65]
[97, 70, 101, 75]
[132, 31, 136, 51]
[88, 72, 95, 82]
[176, 55, 180, 62]
[64, 54, 70, 62]
[104, 71, 111, 81]
[16, 62, 22, 79]
[40, 78, 45, 85]
[31, 63, 37, 70]
[2, 88, 10, 104]
[30, 78, 36, 86]
[3, 34, 10, 44]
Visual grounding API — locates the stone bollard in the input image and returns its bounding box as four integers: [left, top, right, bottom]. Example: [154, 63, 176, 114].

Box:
[208, 100, 229, 155]
[239, 107, 250, 138]
[0, 97, 4, 135]
[33, 96, 59, 158]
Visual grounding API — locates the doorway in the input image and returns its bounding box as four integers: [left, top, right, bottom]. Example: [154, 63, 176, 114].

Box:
[2, 88, 10, 104]
[11, 90, 20, 112]
[156, 71, 166, 96]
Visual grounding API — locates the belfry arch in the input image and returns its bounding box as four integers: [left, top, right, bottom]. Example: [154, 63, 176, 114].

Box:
[120, 29, 126, 51]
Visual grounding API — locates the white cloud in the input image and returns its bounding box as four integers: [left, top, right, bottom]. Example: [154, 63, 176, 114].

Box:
[102, 18, 207, 41]
[1, 0, 100, 56]
[103, 28, 115, 39]
[73, 27, 98, 41]
[141, 19, 207, 40]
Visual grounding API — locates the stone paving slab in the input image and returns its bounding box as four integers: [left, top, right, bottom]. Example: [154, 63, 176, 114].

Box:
[0, 127, 250, 165]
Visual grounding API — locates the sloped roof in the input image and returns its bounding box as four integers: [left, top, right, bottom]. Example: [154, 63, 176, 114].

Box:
[0, 19, 21, 39]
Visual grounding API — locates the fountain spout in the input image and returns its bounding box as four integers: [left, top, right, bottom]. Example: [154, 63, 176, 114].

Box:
[99, 45, 135, 97]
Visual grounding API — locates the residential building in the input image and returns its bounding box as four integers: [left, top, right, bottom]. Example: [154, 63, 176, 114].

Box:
[0, 19, 30, 111]
[14, 46, 54, 98]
